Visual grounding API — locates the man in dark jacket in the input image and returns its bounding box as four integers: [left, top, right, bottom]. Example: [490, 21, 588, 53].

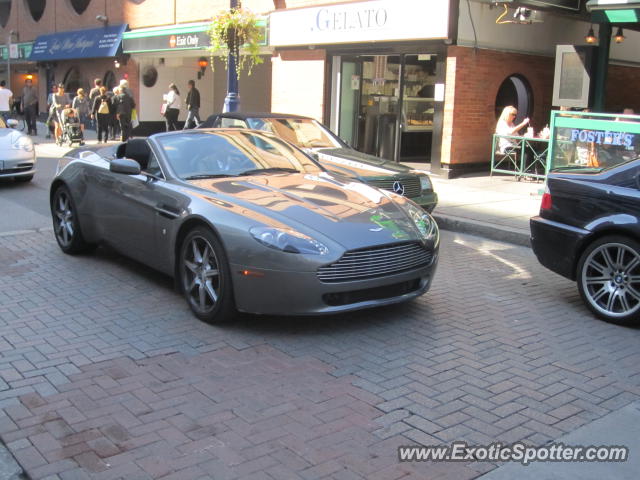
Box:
[20, 78, 38, 135]
[183, 80, 201, 129]
[114, 88, 136, 142]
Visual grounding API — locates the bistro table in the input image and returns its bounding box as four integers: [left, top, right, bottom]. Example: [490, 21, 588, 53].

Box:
[491, 134, 550, 180]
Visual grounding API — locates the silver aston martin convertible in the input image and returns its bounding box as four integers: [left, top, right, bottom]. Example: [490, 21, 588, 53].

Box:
[50, 129, 439, 323]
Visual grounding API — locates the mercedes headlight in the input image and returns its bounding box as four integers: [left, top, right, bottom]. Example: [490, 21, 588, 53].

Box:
[250, 227, 329, 255]
[12, 136, 34, 152]
[419, 175, 432, 191]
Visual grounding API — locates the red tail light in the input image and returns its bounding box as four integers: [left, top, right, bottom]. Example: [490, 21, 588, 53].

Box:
[540, 185, 552, 211]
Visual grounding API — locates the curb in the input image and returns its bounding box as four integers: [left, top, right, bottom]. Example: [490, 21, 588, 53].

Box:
[433, 213, 531, 248]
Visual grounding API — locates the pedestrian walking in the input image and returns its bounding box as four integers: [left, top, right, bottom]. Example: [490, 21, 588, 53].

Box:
[183, 80, 201, 129]
[52, 84, 71, 145]
[114, 87, 136, 142]
[89, 78, 102, 103]
[163, 83, 181, 131]
[72, 88, 91, 132]
[91, 87, 111, 143]
[20, 78, 38, 135]
[0, 80, 13, 123]
[107, 87, 120, 140]
[46, 85, 58, 139]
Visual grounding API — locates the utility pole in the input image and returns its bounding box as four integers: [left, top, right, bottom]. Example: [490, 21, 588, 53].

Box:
[223, 0, 240, 112]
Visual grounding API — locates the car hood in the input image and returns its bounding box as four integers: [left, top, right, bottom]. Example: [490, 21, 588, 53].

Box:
[311, 147, 415, 179]
[187, 173, 425, 250]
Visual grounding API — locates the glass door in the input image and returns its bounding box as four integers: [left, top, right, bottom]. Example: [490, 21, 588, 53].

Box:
[357, 55, 401, 161]
[338, 58, 360, 148]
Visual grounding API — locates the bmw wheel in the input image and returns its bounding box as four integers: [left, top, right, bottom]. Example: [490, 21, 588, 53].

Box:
[577, 235, 640, 325]
[179, 228, 235, 323]
[51, 185, 93, 254]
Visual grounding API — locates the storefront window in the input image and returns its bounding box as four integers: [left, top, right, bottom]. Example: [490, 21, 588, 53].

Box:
[549, 111, 640, 173]
[63, 67, 81, 96]
[334, 53, 440, 163]
[25, 0, 45, 22]
[495, 74, 533, 125]
[0, 0, 11, 28]
[68, 0, 90, 15]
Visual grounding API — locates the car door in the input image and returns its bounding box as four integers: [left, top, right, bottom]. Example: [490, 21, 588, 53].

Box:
[95, 148, 176, 269]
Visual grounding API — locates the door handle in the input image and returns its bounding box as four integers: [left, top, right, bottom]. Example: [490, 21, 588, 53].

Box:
[154, 204, 180, 219]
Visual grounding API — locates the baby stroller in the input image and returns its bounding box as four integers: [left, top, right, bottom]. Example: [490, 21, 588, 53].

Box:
[56, 108, 84, 146]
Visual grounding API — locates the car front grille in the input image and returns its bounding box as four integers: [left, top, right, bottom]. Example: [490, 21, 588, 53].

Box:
[323, 279, 422, 306]
[317, 242, 432, 283]
[1, 165, 33, 174]
[366, 177, 422, 198]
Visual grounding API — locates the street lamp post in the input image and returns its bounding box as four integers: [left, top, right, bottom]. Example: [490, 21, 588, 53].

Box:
[223, 0, 240, 113]
[6, 31, 16, 91]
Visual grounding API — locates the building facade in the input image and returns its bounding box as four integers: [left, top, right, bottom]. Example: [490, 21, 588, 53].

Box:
[0, 0, 637, 176]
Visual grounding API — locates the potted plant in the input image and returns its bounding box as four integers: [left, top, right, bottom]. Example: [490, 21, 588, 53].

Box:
[208, 6, 263, 77]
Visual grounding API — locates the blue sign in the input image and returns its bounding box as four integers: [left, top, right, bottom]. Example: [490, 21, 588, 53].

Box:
[29, 24, 127, 61]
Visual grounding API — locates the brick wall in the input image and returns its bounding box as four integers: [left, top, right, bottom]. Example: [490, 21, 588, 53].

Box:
[442, 46, 554, 168]
[606, 64, 640, 114]
[271, 49, 326, 120]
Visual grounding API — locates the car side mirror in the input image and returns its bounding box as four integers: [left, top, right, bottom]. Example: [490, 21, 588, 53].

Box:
[6, 119, 18, 129]
[110, 158, 141, 175]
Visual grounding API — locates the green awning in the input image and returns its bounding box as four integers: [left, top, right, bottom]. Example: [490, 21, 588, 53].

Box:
[586, 0, 640, 23]
[122, 20, 267, 54]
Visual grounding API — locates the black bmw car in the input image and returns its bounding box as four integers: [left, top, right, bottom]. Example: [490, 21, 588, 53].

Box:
[199, 113, 437, 212]
[530, 159, 640, 325]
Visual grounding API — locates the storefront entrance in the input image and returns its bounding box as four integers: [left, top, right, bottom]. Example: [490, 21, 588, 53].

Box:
[331, 53, 440, 164]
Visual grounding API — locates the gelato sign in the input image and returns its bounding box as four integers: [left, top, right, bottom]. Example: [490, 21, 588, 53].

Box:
[30, 25, 127, 61]
[270, 0, 450, 46]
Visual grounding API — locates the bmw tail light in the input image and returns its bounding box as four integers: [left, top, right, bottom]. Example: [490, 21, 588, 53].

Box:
[540, 185, 552, 211]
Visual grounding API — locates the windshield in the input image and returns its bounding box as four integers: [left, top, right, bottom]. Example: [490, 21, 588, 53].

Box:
[157, 130, 323, 180]
[245, 117, 344, 149]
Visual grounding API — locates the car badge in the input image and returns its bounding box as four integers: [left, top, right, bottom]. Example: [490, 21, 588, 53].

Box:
[392, 181, 405, 196]
[369, 227, 384, 232]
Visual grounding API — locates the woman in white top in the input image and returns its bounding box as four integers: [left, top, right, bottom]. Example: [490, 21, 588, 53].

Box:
[163, 83, 181, 131]
[496, 106, 529, 153]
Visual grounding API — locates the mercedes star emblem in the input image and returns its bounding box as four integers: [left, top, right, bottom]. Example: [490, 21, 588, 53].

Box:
[392, 181, 405, 196]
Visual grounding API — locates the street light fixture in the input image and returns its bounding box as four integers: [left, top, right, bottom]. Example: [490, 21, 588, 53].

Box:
[585, 25, 597, 44]
[614, 27, 625, 44]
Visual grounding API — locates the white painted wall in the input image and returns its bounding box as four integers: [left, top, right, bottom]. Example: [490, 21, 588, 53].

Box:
[458, 1, 640, 65]
[135, 55, 215, 123]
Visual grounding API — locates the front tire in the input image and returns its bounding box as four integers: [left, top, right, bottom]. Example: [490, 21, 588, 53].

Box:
[51, 185, 93, 254]
[577, 235, 640, 325]
[179, 228, 236, 323]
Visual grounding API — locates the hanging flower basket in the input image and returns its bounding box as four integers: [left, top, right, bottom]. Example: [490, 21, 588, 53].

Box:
[208, 7, 263, 77]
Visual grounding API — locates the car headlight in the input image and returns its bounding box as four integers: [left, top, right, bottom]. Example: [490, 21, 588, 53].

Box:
[407, 207, 438, 241]
[12, 136, 34, 152]
[419, 175, 432, 191]
[250, 226, 329, 255]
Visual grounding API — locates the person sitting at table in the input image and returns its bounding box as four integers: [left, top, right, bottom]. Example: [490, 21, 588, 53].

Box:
[495, 106, 529, 154]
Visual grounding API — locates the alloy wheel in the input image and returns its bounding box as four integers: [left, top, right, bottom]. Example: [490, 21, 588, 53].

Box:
[54, 190, 75, 248]
[581, 242, 640, 319]
[182, 235, 222, 314]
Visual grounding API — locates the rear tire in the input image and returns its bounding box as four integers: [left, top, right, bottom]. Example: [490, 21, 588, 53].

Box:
[179, 228, 236, 324]
[51, 185, 93, 254]
[577, 235, 640, 325]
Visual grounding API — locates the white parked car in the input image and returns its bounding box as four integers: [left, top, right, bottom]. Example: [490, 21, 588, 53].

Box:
[0, 117, 36, 182]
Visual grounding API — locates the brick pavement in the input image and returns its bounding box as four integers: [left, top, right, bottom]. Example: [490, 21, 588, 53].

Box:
[0, 230, 640, 479]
